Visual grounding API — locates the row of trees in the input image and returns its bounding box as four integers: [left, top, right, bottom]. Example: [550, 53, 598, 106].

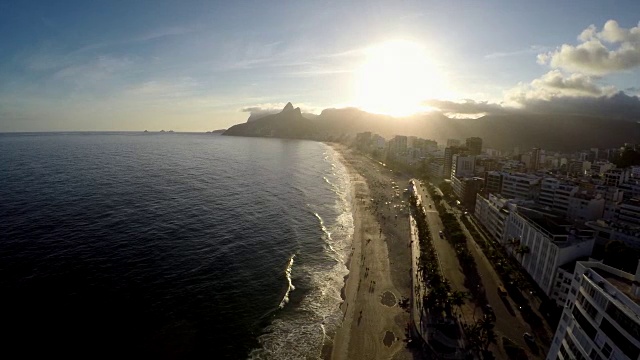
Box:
[409, 192, 451, 315]
[462, 213, 556, 342]
[458, 215, 532, 295]
[426, 184, 489, 308]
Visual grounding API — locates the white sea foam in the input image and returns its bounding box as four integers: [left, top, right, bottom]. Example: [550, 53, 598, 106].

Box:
[278, 254, 296, 309]
[249, 145, 354, 360]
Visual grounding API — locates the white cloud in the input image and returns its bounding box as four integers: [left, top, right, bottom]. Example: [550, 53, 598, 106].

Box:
[531, 70, 614, 96]
[53, 55, 133, 81]
[485, 45, 549, 59]
[506, 70, 616, 105]
[538, 20, 640, 75]
[423, 99, 507, 114]
[241, 102, 322, 114]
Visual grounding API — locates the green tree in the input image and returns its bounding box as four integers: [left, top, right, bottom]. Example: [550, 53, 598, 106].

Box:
[448, 290, 468, 316]
[604, 240, 640, 273]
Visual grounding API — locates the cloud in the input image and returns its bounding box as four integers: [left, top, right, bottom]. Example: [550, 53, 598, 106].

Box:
[241, 105, 281, 121]
[531, 70, 614, 96]
[423, 99, 507, 114]
[537, 20, 640, 75]
[484, 45, 549, 59]
[53, 55, 133, 81]
[426, 66, 640, 120]
[125, 78, 199, 99]
[427, 91, 640, 121]
[240, 102, 322, 121]
[513, 91, 640, 119]
[506, 70, 615, 103]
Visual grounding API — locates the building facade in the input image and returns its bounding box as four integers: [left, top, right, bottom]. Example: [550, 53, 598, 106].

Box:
[546, 261, 640, 360]
[465, 137, 483, 156]
[504, 207, 595, 296]
[501, 173, 541, 200]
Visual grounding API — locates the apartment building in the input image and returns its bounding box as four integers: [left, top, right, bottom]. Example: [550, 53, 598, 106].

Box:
[474, 193, 531, 244]
[586, 220, 640, 248]
[547, 261, 640, 360]
[539, 178, 578, 214]
[451, 154, 475, 178]
[501, 173, 541, 200]
[504, 207, 595, 297]
[484, 171, 503, 195]
[619, 199, 640, 227]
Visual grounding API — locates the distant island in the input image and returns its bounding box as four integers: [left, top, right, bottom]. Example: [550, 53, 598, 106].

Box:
[222, 102, 640, 151]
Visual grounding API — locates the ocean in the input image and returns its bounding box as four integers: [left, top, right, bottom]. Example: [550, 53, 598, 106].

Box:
[0, 133, 353, 359]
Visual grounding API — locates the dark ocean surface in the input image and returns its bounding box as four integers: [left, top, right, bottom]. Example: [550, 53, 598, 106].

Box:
[0, 133, 353, 359]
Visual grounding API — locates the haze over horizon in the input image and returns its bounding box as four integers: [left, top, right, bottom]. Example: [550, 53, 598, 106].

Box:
[1, 0, 640, 132]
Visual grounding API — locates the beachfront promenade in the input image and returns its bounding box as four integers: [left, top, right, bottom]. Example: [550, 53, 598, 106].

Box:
[408, 181, 466, 359]
[330, 145, 414, 360]
[413, 180, 551, 359]
[326, 146, 550, 360]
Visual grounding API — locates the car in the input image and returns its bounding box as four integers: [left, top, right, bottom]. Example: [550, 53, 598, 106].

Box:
[519, 304, 532, 313]
[484, 305, 495, 320]
[523, 333, 535, 343]
[497, 286, 508, 297]
[438, 230, 444, 238]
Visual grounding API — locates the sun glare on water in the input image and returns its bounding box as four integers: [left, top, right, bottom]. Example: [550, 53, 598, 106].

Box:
[354, 40, 446, 117]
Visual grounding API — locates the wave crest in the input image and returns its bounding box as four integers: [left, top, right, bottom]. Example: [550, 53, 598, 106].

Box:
[278, 254, 296, 309]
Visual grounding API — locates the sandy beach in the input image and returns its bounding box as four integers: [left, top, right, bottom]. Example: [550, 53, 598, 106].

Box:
[329, 144, 416, 360]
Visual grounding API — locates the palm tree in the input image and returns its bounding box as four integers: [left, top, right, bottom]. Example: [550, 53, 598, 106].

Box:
[515, 245, 530, 261]
[448, 290, 469, 316]
[506, 237, 520, 251]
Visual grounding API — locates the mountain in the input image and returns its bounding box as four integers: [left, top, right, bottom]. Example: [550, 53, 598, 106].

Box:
[223, 103, 317, 139]
[417, 114, 640, 151]
[224, 102, 640, 151]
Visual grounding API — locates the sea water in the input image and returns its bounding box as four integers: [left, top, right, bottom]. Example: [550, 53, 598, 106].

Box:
[0, 133, 353, 359]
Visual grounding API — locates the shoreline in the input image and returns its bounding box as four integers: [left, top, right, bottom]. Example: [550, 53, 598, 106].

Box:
[327, 143, 413, 360]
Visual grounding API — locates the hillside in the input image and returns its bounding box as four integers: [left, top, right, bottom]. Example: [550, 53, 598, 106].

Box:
[223, 103, 317, 139]
[224, 103, 640, 151]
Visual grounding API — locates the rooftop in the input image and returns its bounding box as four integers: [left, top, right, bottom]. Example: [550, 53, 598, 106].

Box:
[559, 256, 590, 273]
[517, 207, 595, 247]
[592, 267, 640, 305]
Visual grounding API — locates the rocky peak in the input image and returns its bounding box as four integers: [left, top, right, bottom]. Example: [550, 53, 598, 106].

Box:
[282, 102, 294, 112]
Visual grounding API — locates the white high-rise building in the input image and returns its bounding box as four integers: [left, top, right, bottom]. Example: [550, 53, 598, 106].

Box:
[475, 193, 531, 244]
[619, 198, 640, 227]
[539, 178, 578, 214]
[451, 154, 475, 178]
[504, 207, 595, 297]
[547, 261, 640, 360]
[500, 173, 541, 200]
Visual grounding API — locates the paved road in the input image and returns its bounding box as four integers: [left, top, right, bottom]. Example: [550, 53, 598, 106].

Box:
[462, 213, 553, 357]
[414, 181, 546, 359]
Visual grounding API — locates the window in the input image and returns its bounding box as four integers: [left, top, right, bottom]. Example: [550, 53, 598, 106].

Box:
[566, 335, 588, 360]
[573, 307, 597, 340]
[577, 293, 599, 320]
[605, 303, 640, 341]
[601, 343, 612, 358]
[600, 318, 640, 359]
[589, 349, 602, 360]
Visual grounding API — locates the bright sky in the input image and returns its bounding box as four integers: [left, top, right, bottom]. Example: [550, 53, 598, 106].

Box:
[1, 0, 639, 131]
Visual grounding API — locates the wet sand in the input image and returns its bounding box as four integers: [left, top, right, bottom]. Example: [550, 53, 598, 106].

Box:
[329, 144, 414, 360]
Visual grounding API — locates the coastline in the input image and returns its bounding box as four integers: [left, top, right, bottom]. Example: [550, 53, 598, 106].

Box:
[328, 143, 413, 360]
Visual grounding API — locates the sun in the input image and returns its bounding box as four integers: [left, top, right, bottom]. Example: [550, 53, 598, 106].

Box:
[353, 40, 446, 116]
